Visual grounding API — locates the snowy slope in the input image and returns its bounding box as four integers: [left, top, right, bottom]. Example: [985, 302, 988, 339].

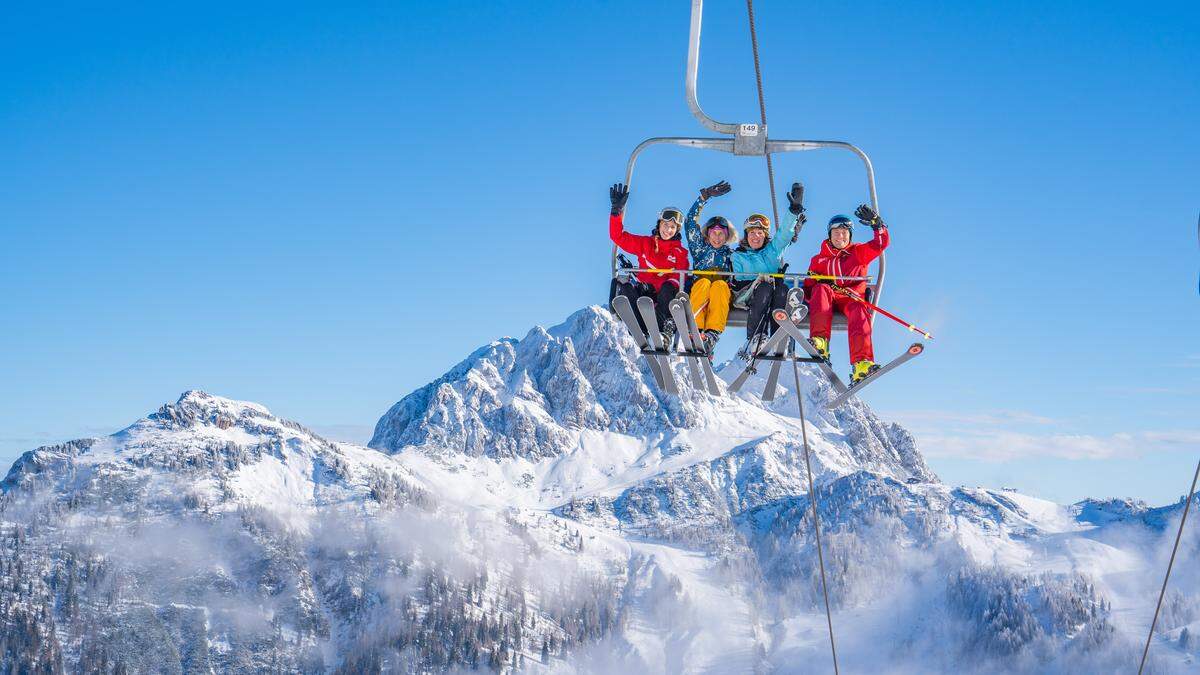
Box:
[2, 308, 1198, 673]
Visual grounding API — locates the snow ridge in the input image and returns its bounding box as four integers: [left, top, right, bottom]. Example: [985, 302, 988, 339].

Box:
[1, 307, 1197, 673]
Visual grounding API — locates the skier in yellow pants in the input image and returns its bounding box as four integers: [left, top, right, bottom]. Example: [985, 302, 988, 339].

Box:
[690, 275, 731, 334]
[683, 180, 736, 353]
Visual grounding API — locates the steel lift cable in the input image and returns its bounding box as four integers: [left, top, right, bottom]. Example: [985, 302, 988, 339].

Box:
[1140, 219, 1200, 673]
[791, 358, 841, 675]
[745, 1, 840, 671]
[1138, 457, 1200, 674]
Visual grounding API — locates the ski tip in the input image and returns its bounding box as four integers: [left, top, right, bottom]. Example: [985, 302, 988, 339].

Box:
[908, 343, 924, 355]
[772, 309, 788, 321]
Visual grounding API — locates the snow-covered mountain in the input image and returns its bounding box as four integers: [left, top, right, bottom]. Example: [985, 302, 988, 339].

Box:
[2, 307, 1197, 673]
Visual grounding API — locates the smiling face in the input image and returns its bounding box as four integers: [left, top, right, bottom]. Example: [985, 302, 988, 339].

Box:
[706, 226, 729, 248]
[745, 227, 767, 250]
[657, 218, 679, 239]
[829, 227, 851, 250]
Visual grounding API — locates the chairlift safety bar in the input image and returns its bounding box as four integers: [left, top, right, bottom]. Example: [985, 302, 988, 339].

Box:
[620, 267, 871, 283]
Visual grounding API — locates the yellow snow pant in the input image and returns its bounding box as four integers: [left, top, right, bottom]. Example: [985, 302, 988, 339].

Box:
[690, 276, 731, 332]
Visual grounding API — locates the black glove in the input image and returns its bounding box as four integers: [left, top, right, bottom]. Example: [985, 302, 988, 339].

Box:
[699, 180, 732, 201]
[787, 182, 805, 215]
[855, 204, 885, 229]
[610, 183, 629, 215]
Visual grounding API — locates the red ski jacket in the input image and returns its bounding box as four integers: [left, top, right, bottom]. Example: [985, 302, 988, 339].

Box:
[803, 227, 890, 295]
[610, 214, 689, 291]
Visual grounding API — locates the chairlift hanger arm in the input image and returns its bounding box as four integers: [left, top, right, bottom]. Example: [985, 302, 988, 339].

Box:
[686, 0, 739, 134]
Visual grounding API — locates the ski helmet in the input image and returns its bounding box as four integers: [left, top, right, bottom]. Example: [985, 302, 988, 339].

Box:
[702, 216, 737, 243]
[658, 207, 683, 225]
[743, 213, 770, 231]
[828, 214, 853, 242]
[653, 207, 684, 239]
[742, 213, 771, 248]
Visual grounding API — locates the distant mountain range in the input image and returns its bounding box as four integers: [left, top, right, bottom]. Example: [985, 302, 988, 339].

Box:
[2, 306, 1196, 673]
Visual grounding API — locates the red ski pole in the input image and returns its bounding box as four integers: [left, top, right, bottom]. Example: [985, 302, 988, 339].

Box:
[833, 285, 934, 340]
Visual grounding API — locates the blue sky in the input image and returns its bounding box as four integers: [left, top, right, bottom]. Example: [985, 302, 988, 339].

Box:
[2, 1, 1198, 505]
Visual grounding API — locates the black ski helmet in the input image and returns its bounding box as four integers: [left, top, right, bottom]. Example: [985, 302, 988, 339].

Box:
[828, 214, 853, 241]
[701, 216, 738, 245]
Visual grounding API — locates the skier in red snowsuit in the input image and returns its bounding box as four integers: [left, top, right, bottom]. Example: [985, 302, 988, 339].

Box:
[803, 205, 890, 384]
[608, 183, 689, 343]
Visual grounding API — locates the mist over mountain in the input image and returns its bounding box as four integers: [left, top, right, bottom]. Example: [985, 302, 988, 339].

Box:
[2, 307, 1196, 673]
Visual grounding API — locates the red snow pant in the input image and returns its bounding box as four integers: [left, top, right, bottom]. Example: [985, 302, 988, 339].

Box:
[807, 284, 874, 364]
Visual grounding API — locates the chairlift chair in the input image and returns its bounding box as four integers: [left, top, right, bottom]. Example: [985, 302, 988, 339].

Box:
[610, 0, 924, 406]
[611, 0, 886, 332]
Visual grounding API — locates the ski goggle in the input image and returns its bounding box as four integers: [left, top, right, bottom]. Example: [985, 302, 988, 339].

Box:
[704, 216, 732, 232]
[658, 208, 683, 224]
[828, 216, 854, 230]
[744, 213, 770, 229]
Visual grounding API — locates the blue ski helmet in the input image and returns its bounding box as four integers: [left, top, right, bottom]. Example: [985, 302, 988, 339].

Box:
[828, 214, 854, 241]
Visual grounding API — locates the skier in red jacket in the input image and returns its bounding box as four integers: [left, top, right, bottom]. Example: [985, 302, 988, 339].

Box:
[608, 183, 689, 345]
[803, 205, 890, 384]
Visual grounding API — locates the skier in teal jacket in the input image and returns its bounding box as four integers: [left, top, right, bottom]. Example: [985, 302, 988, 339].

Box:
[732, 182, 807, 347]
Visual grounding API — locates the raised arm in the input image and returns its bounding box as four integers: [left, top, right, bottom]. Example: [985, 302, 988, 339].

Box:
[685, 180, 732, 250]
[850, 204, 890, 264]
[765, 211, 805, 261]
[683, 198, 707, 251]
[607, 183, 646, 256]
[767, 181, 807, 260]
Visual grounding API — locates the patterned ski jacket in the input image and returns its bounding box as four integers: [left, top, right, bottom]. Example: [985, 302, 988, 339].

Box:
[683, 198, 734, 275]
[609, 213, 689, 291]
[803, 226, 890, 295]
[731, 213, 802, 281]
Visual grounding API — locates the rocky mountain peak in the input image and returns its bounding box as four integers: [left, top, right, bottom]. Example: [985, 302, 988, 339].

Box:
[368, 306, 707, 460]
[369, 305, 936, 486]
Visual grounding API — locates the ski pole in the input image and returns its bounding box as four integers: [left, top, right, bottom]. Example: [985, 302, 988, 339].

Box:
[629, 268, 871, 282]
[832, 285, 934, 340]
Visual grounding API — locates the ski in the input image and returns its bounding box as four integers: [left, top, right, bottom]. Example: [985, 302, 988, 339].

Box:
[728, 322, 791, 394]
[825, 343, 925, 409]
[636, 296, 679, 395]
[761, 288, 805, 402]
[612, 295, 670, 392]
[760, 334, 786, 401]
[667, 298, 706, 391]
[771, 310, 850, 395]
[670, 294, 721, 395]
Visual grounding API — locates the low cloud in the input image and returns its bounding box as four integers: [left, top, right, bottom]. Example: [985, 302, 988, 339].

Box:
[917, 429, 1200, 461]
[891, 409, 1200, 461]
[892, 410, 1056, 427]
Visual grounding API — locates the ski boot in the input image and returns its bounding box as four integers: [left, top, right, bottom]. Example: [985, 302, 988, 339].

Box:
[701, 329, 721, 358]
[809, 336, 830, 361]
[746, 332, 767, 357]
[660, 318, 677, 352]
[851, 360, 881, 385]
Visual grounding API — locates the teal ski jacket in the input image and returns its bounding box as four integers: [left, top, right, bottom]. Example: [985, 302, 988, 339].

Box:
[731, 213, 803, 281]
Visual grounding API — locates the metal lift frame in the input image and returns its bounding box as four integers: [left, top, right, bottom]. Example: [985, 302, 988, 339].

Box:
[611, 0, 885, 330]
